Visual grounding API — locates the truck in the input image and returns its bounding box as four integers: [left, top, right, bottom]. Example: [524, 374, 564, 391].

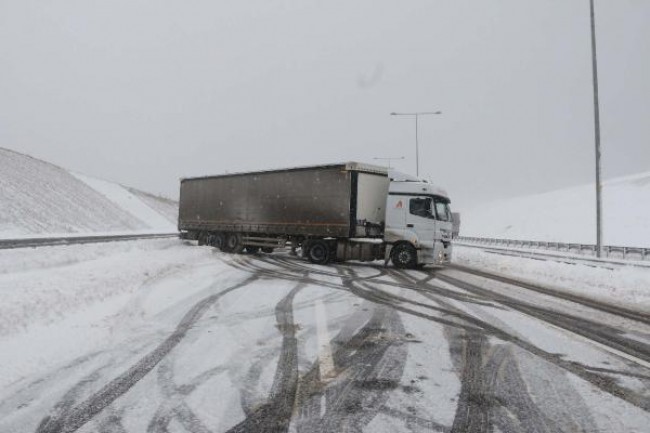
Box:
[178, 162, 453, 268]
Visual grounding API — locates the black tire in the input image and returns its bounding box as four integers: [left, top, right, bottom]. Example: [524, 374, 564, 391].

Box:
[391, 243, 418, 269]
[224, 233, 244, 253]
[197, 232, 207, 246]
[307, 240, 331, 265]
[244, 246, 260, 254]
[261, 247, 274, 253]
[208, 233, 225, 250]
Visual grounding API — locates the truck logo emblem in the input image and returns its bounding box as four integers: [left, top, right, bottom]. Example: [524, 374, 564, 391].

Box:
[395, 200, 403, 209]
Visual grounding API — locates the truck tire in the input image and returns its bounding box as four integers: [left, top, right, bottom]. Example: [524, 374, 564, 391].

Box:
[261, 247, 274, 253]
[208, 233, 225, 250]
[197, 232, 207, 246]
[391, 243, 417, 269]
[307, 240, 331, 265]
[244, 246, 260, 254]
[224, 233, 244, 253]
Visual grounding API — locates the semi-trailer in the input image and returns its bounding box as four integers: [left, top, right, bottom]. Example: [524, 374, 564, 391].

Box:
[178, 162, 453, 268]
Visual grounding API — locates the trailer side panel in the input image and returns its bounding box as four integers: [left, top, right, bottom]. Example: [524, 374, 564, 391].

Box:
[179, 167, 353, 237]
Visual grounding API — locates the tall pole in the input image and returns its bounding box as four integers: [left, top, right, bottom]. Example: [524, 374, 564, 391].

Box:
[415, 114, 419, 176]
[390, 111, 441, 178]
[590, 0, 603, 257]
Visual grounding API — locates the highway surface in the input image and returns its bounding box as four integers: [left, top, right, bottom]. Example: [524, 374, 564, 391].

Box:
[1, 243, 649, 433]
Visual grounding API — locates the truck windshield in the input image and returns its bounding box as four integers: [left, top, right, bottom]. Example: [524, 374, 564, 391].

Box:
[434, 199, 452, 221]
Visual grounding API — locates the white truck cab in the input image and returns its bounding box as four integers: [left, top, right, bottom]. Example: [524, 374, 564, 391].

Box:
[384, 171, 453, 267]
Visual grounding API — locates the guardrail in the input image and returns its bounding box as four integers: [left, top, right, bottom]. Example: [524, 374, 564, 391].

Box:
[0, 233, 179, 250]
[455, 236, 650, 262]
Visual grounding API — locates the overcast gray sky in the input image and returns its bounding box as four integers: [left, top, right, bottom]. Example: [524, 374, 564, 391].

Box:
[1, 0, 648, 210]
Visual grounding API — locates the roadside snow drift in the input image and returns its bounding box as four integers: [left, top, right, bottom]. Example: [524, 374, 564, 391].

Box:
[0, 148, 177, 237]
[460, 171, 650, 246]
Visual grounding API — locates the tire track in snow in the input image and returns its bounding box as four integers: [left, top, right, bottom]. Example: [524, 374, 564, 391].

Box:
[35, 276, 257, 433]
[449, 264, 650, 326]
[485, 345, 568, 433]
[448, 331, 491, 433]
[392, 269, 650, 413]
[297, 305, 408, 433]
[393, 271, 594, 432]
[266, 255, 390, 281]
[228, 256, 418, 431]
[394, 270, 626, 431]
[436, 273, 650, 366]
[379, 406, 451, 432]
[292, 266, 410, 433]
[146, 359, 221, 433]
[35, 369, 105, 433]
[228, 254, 650, 427]
[96, 407, 127, 433]
[238, 346, 284, 417]
[224, 279, 306, 433]
[386, 271, 494, 433]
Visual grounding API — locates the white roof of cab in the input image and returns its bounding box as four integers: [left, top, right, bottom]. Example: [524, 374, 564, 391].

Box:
[389, 172, 450, 200]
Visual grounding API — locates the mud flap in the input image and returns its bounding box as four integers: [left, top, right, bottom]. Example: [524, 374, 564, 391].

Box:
[384, 244, 393, 267]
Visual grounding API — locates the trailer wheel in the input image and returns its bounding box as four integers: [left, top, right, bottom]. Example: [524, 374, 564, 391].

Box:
[261, 247, 274, 253]
[208, 233, 225, 250]
[307, 241, 331, 265]
[244, 246, 260, 254]
[197, 232, 208, 246]
[224, 233, 244, 253]
[391, 243, 417, 269]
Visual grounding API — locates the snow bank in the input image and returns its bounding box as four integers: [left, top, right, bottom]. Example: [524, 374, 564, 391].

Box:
[72, 172, 175, 231]
[460, 171, 650, 246]
[127, 187, 178, 222]
[0, 147, 177, 238]
[0, 239, 199, 336]
[454, 245, 650, 311]
[0, 239, 243, 389]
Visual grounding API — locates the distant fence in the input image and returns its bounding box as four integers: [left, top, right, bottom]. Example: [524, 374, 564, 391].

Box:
[455, 236, 650, 262]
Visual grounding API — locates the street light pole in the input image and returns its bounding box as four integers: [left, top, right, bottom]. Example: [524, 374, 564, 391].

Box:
[373, 156, 405, 168]
[390, 111, 441, 177]
[415, 114, 419, 177]
[589, 0, 603, 257]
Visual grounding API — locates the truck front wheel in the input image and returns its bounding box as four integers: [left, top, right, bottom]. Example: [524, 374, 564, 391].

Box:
[306, 241, 331, 265]
[391, 244, 417, 269]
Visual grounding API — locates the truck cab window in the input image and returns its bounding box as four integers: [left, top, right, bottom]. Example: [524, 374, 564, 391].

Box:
[410, 198, 433, 219]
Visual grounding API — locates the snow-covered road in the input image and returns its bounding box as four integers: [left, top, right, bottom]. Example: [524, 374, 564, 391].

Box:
[1, 240, 649, 432]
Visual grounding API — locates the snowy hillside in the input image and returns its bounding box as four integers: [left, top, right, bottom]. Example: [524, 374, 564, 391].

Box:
[0, 148, 177, 237]
[126, 187, 179, 222]
[460, 172, 650, 246]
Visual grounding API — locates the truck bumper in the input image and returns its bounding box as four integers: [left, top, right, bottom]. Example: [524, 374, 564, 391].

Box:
[418, 242, 452, 265]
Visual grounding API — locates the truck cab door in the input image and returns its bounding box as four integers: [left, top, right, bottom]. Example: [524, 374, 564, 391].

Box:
[405, 197, 437, 257]
[384, 195, 407, 242]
